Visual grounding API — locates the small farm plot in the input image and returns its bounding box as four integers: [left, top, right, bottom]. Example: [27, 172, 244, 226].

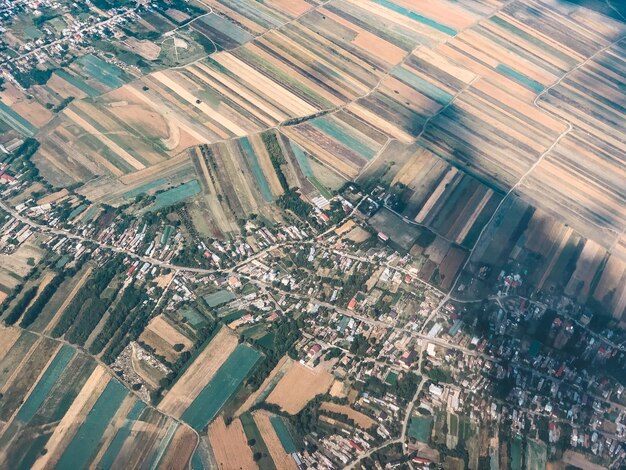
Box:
[266, 362, 334, 415]
[408, 415, 433, 443]
[181, 344, 262, 431]
[208, 416, 257, 470]
[139, 314, 194, 363]
[525, 439, 547, 470]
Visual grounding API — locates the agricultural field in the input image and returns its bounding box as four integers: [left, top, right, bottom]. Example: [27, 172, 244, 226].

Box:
[0, 238, 44, 293]
[158, 326, 238, 418]
[458, 195, 626, 321]
[253, 410, 299, 470]
[0, 328, 195, 469]
[180, 344, 261, 431]
[139, 314, 194, 363]
[519, 40, 626, 251]
[266, 362, 334, 414]
[207, 416, 257, 470]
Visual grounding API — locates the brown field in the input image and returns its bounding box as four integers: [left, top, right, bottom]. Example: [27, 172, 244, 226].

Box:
[253, 411, 297, 470]
[120, 37, 161, 60]
[208, 416, 257, 470]
[0, 239, 44, 289]
[139, 314, 193, 362]
[0, 326, 21, 361]
[236, 356, 291, 417]
[320, 402, 375, 429]
[266, 362, 334, 414]
[158, 326, 238, 418]
[156, 424, 198, 470]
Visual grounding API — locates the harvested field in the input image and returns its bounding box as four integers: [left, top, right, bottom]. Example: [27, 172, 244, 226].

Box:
[139, 315, 193, 363]
[320, 402, 376, 429]
[253, 410, 298, 470]
[266, 362, 334, 414]
[158, 326, 238, 418]
[155, 424, 198, 470]
[207, 416, 257, 470]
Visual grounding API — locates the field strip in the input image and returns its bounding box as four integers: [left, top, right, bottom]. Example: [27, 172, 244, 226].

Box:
[0, 325, 22, 362]
[253, 411, 297, 470]
[207, 416, 257, 470]
[0, 337, 56, 396]
[3, 342, 66, 428]
[89, 395, 137, 467]
[64, 108, 146, 172]
[43, 266, 93, 335]
[32, 365, 109, 470]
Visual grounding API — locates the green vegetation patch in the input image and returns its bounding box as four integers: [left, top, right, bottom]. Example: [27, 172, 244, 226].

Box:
[240, 137, 273, 202]
[270, 415, 297, 453]
[54, 69, 99, 97]
[15, 345, 75, 423]
[372, 0, 456, 35]
[408, 415, 433, 443]
[0, 101, 37, 137]
[96, 400, 146, 470]
[77, 54, 128, 89]
[203, 289, 236, 308]
[56, 379, 128, 469]
[496, 64, 544, 93]
[150, 180, 202, 211]
[181, 344, 261, 430]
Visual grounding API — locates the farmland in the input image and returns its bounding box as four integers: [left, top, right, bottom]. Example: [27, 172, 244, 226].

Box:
[158, 326, 238, 418]
[0, 327, 195, 469]
[266, 362, 334, 414]
[207, 416, 257, 470]
[180, 344, 261, 431]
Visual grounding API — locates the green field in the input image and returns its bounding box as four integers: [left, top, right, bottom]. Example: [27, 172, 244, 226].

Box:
[240, 413, 276, 470]
[270, 415, 297, 453]
[372, 0, 456, 35]
[311, 117, 376, 160]
[15, 345, 75, 423]
[77, 54, 128, 89]
[240, 138, 273, 202]
[203, 289, 236, 308]
[54, 70, 100, 97]
[181, 345, 261, 431]
[97, 400, 146, 470]
[510, 437, 523, 470]
[408, 415, 433, 443]
[496, 64, 544, 93]
[56, 380, 128, 469]
[150, 180, 202, 211]
[525, 439, 547, 470]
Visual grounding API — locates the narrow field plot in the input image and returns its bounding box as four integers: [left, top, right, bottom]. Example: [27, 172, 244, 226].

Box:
[253, 411, 298, 470]
[266, 362, 334, 414]
[320, 402, 376, 429]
